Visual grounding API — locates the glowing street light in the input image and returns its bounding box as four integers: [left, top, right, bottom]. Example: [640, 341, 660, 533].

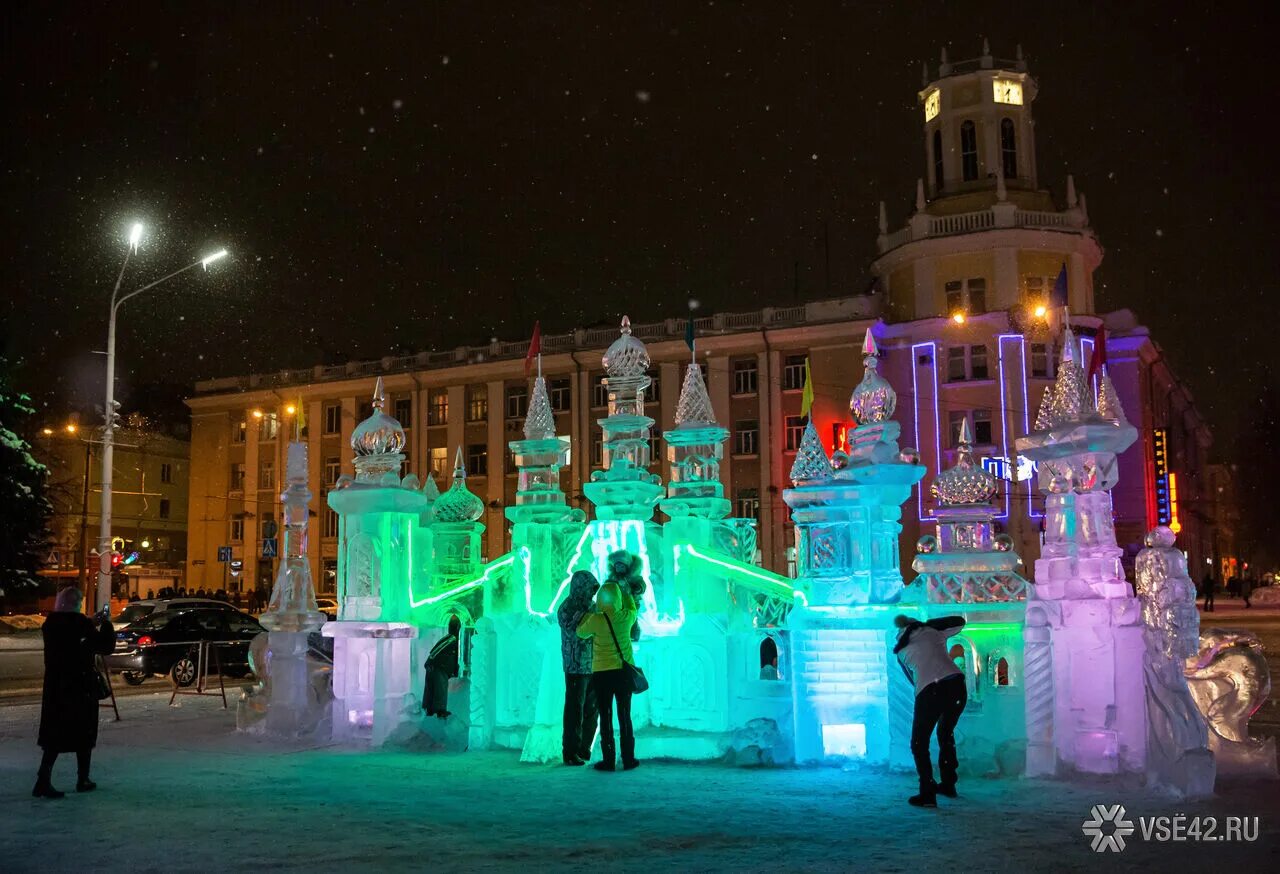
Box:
[951, 312, 966, 325]
[41, 427, 53, 436]
[65, 423, 78, 434]
[284, 404, 297, 415]
[95, 226, 232, 615]
[1033, 304, 1048, 319]
[252, 409, 265, 419]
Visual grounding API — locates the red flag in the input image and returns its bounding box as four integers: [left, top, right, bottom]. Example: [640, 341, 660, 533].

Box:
[524, 321, 541, 376]
[1088, 325, 1107, 380]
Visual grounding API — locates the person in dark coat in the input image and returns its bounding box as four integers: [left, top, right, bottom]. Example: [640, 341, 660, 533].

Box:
[423, 615, 462, 718]
[1201, 574, 1217, 612]
[893, 614, 967, 808]
[557, 571, 600, 765]
[35, 587, 114, 799]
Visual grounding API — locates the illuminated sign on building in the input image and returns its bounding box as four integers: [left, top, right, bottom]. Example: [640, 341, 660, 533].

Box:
[981, 455, 1037, 482]
[1168, 472, 1182, 534]
[1153, 428, 1171, 525]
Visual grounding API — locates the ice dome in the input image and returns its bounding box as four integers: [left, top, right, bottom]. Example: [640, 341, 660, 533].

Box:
[602, 315, 650, 378]
[433, 448, 485, 523]
[930, 419, 997, 506]
[849, 329, 896, 425]
[351, 377, 406, 457]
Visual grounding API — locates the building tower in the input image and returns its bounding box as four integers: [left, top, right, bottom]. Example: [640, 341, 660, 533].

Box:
[871, 41, 1105, 568]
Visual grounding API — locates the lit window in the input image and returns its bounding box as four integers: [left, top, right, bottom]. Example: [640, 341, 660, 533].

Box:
[784, 415, 805, 452]
[230, 463, 246, 493]
[259, 461, 275, 490]
[733, 358, 758, 395]
[467, 444, 488, 477]
[429, 447, 449, 481]
[782, 355, 807, 392]
[322, 507, 339, 540]
[324, 456, 341, 486]
[945, 280, 964, 315]
[734, 421, 759, 456]
[230, 518, 245, 543]
[960, 120, 978, 181]
[466, 385, 488, 422]
[323, 403, 342, 435]
[549, 378, 571, 411]
[260, 415, 279, 441]
[427, 389, 448, 426]
[232, 420, 246, 444]
[505, 385, 528, 419]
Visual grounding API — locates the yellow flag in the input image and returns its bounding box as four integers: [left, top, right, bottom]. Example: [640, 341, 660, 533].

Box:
[295, 397, 306, 434]
[801, 358, 815, 418]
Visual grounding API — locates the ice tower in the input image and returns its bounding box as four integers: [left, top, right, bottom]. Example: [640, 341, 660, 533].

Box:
[324, 378, 428, 744]
[784, 330, 926, 764]
[904, 419, 1030, 773]
[1016, 324, 1145, 775]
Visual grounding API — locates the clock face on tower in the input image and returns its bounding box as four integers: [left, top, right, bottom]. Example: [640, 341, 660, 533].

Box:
[924, 89, 940, 122]
[993, 78, 1023, 105]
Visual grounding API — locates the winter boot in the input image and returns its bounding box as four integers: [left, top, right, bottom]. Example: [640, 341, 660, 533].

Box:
[32, 778, 65, 800]
[593, 759, 616, 772]
[936, 783, 957, 798]
[76, 778, 97, 792]
[908, 792, 937, 808]
[622, 758, 640, 771]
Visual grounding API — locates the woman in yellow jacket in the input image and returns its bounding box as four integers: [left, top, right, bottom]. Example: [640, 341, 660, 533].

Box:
[577, 551, 641, 771]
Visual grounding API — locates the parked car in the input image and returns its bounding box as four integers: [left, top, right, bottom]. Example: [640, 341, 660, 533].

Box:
[107, 607, 264, 686]
[315, 597, 338, 621]
[113, 598, 236, 629]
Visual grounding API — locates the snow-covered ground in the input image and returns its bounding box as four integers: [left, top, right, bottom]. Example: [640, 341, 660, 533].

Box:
[0, 692, 1275, 873]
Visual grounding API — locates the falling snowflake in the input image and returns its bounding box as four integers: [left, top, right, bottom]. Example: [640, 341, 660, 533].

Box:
[635, 90, 651, 103]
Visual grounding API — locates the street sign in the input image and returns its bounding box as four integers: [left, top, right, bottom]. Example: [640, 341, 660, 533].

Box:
[230, 560, 243, 578]
[217, 546, 232, 562]
[261, 537, 278, 558]
[261, 519, 278, 539]
[46, 550, 61, 567]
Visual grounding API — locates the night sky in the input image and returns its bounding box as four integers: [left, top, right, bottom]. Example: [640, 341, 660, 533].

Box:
[2, 3, 1276, 459]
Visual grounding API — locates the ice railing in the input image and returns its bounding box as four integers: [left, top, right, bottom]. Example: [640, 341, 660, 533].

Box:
[920, 572, 1029, 604]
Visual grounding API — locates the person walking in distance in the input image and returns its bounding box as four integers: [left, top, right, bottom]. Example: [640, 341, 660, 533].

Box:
[577, 551, 641, 772]
[893, 614, 968, 808]
[34, 587, 114, 799]
[557, 571, 600, 765]
[1201, 573, 1217, 612]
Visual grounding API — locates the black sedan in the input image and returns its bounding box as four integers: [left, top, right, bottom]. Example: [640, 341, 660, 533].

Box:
[106, 607, 264, 686]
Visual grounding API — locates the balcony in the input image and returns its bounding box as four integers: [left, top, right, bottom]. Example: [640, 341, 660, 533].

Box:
[877, 203, 1088, 255]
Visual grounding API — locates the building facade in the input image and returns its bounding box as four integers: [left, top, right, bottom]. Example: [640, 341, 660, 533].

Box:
[183, 47, 1216, 593]
[35, 417, 190, 597]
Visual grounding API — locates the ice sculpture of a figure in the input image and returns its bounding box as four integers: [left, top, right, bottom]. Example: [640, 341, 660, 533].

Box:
[1186, 629, 1278, 776]
[1135, 526, 1214, 796]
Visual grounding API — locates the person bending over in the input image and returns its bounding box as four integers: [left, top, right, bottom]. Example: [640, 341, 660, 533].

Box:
[893, 613, 967, 808]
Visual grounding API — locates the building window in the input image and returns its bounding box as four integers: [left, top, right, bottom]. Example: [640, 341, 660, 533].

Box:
[591, 435, 604, 467]
[322, 507, 339, 540]
[394, 397, 412, 427]
[973, 409, 993, 445]
[159, 498, 171, 519]
[505, 385, 528, 419]
[784, 415, 805, 452]
[230, 463, 246, 493]
[427, 389, 449, 426]
[1031, 343, 1050, 378]
[967, 279, 986, 315]
[947, 347, 967, 382]
[259, 460, 275, 490]
[960, 120, 978, 181]
[232, 420, 246, 444]
[948, 411, 968, 448]
[548, 378, 571, 411]
[646, 373, 660, 405]
[945, 280, 964, 315]
[260, 415, 280, 441]
[466, 385, 488, 422]
[648, 431, 663, 466]
[160, 462, 173, 484]
[323, 403, 342, 435]
[970, 345, 989, 380]
[592, 374, 610, 408]
[734, 420, 759, 457]
[230, 518, 245, 543]
[1000, 118, 1017, 179]
[324, 456, 341, 486]
[467, 443, 488, 477]
[782, 355, 807, 391]
[932, 128, 944, 192]
[733, 358, 758, 395]
[735, 488, 760, 520]
[430, 447, 449, 481]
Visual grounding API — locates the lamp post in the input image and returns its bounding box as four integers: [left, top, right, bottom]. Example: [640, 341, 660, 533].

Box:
[96, 232, 228, 615]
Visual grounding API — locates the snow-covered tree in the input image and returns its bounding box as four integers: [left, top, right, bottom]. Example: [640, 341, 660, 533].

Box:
[0, 359, 52, 595]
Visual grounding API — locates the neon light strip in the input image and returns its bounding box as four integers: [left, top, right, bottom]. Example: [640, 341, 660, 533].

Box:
[1020, 336, 1041, 520]
[996, 335, 1014, 521]
[682, 544, 808, 605]
[546, 526, 594, 613]
[409, 551, 517, 608]
[911, 341, 941, 522]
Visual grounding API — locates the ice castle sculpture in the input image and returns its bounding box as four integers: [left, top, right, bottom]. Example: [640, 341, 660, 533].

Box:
[784, 330, 926, 764]
[1134, 525, 1215, 795]
[902, 419, 1030, 775]
[1016, 325, 1145, 776]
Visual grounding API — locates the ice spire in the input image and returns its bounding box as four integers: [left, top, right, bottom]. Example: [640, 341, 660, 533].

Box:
[1096, 367, 1128, 426]
[1034, 386, 1054, 432]
[789, 419, 832, 484]
[372, 376, 386, 410]
[849, 328, 896, 425]
[1042, 322, 1093, 428]
[878, 200, 888, 235]
[523, 375, 556, 440]
[674, 362, 716, 426]
[432, 446, 484, 523]
[931, 418, 998, 506]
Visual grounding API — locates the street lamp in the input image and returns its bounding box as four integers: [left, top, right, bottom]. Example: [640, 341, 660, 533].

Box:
[96, 227, 230, 615]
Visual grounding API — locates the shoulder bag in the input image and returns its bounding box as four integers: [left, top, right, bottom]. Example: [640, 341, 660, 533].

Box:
[602, 611, 648, 695]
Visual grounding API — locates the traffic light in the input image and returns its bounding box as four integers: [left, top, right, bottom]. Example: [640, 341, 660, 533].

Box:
[110, 551, 123, 569]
